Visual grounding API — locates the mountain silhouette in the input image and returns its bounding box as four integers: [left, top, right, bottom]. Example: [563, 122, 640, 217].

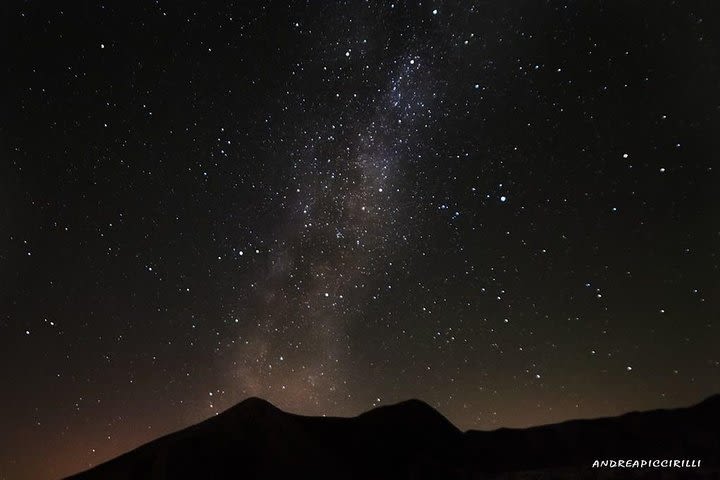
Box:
[65, 394, 720, 479]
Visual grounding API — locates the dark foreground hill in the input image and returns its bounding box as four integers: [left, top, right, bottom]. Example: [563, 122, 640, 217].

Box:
[65, 395, 720, 480]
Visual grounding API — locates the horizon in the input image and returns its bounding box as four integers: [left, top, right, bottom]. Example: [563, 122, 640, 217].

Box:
[172, 391, 720, 429]
[64, 391, 720, 479]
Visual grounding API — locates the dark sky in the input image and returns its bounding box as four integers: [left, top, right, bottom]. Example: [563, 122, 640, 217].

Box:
[2, 1, 719, 479]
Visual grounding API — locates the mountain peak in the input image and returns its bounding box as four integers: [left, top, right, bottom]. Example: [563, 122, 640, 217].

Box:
[214, 396, 283, 423]
[237, 396, 277, 410]
[364, 398, 442, 415]
[359, 398, 461, 435]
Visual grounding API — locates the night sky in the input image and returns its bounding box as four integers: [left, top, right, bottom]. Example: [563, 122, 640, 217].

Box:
[2, 1, 719, 479]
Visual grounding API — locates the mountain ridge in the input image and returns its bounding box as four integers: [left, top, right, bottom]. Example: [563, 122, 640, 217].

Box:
[65, 394, 720, 480]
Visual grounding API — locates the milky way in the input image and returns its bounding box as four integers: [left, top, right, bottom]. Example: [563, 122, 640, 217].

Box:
[2, 2, 719, 479]
[221, 52, 439, 413]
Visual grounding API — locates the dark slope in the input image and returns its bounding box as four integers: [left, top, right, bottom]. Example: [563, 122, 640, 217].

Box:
[65, 397, 464, 480]
[65, 395, 720, 480]
[465, 394, 720, 475]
